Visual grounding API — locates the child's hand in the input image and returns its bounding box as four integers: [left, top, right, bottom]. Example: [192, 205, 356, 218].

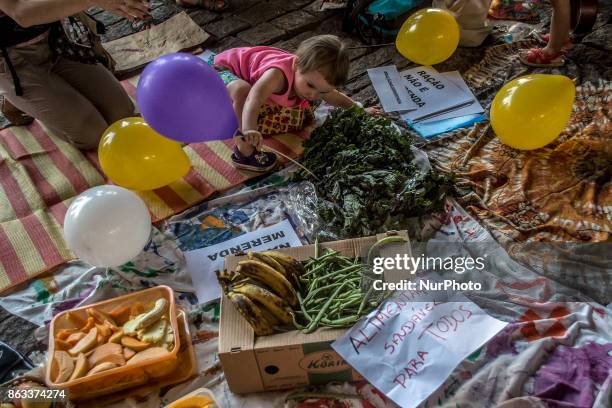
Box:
[365, 105, 385, 116]
[241, 130, 263, 150]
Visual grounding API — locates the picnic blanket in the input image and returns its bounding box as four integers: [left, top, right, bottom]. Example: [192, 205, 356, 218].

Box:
[1, 178, 610, 407]
[0, 74, 306, 294]
[423, 39, 612, 246]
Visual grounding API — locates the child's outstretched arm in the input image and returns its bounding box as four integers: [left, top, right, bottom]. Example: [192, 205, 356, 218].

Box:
[241, 68, 286, 148]
[323, 90, 384, 115]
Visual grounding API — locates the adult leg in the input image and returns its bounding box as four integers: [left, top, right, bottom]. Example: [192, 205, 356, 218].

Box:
[0, 42, 110, 150]
[52, 58, 135, 126]
[544, 0, 571, 55]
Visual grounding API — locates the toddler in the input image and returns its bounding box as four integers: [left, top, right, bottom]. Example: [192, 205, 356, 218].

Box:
[211, 35, 378, 172]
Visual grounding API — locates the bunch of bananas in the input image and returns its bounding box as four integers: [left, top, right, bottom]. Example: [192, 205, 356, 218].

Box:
[219, 251, 305, 336]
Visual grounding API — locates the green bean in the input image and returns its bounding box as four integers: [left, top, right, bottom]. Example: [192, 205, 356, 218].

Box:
[312, 264, 361, 286]
[303, 280, 349, 333]
[297, 292, 312, 324]
[357, 286, 374, 316]
[321, 315, 359, 326]
[303, 277, 359, 304]
[366, 235, 407, 266]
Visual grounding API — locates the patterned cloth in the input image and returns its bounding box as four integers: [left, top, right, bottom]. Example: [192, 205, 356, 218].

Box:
[0, 73, 307, 294]
[488, 0, 541, 21]
[424, 40, 611, 245]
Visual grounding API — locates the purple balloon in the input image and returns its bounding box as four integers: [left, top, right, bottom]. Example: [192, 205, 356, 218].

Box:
[137, 53, 239, 143]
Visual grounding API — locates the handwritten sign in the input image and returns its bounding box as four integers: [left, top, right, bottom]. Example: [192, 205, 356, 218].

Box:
[332, 275, 507, 408]
[368, 66, 417, 113]
[185, 220, 302, 304]
[400, 66, 473, 123]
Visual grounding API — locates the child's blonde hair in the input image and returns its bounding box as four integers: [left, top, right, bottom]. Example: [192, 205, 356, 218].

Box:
[295, 35, 349, 87]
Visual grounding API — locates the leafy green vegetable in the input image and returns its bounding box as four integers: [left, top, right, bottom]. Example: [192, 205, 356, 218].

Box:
[295, 106, 454, 240]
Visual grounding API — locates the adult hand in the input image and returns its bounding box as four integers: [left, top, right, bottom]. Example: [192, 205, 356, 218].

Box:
[96, 0, 150, 21]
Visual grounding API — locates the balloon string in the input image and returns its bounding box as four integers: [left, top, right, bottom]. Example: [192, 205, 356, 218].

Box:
[236, 132, 319, 180]
[261, 144, 320, 181]
[347, 43, 394, 49]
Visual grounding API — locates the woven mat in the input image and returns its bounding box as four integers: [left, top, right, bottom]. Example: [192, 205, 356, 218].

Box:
[424, 40, 611, 244]
[0, 75, 305, 294]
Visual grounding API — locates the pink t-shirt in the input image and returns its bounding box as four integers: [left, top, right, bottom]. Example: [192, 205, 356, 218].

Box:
[214, 46, 308, 109]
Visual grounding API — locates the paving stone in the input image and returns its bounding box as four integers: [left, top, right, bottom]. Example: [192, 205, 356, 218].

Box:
[210, 35, 250, 52]
[150, 3, 183, 21]
[271, 31, 314, 53]
[344, 72, 370, 95]
[270, 10, 320, 35]
[235, 0, 290, 25]
[308, 0, 342, 17]
[94, 10, 123, 27]
[237, 22, 286, 45]
[0, 306, 44, 358]
[348, 46, 396, 80]
[279, 0, 314, 11]
[314, 15, 344, 35]
[187, 9, 222, 26]
[87, 6, 105, 15]
[102, 19, 137, 42]
[206, 15, 251, 39]
[229, 0, 263, 10]
[351, 84, 377, 105]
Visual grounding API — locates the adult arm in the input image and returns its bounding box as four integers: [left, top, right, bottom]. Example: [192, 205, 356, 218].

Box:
[0, 0, 149, 27]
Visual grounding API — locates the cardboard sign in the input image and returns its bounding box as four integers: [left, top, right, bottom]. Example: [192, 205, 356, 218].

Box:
[400, 66, 474, 122]
[185, 220, 302, 304]
[332, 275, 507, 408]
[368, 66, 418, 113]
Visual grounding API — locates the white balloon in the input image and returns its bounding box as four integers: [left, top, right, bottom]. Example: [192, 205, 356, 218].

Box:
[63, 185, 152, 267]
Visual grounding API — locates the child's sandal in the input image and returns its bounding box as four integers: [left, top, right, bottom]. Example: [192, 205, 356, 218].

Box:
[519, 48, 565, 67]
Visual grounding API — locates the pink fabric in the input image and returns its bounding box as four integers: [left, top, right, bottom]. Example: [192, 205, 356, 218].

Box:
[214, 46, 307, 108]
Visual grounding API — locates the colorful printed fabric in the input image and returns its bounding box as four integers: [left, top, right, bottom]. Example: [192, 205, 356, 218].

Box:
[424, 40, 611, 244]
[257, 103, 315, 136]
[488, 0, 541, 21]
[0, 73, 307, 294]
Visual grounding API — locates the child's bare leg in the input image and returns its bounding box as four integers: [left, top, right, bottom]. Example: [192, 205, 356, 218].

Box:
[227, 79, 255, 157]
[544, 0, 571, 55]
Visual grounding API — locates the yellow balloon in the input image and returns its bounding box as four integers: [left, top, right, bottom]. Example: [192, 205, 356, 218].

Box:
[395, 8, 460, 66]
[99, 117, 191, 190]
[491, 74, 575, 150]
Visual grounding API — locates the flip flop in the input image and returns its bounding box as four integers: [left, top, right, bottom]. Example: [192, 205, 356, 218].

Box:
[519, 47, 565, 67]
[175, 0, 229, 12]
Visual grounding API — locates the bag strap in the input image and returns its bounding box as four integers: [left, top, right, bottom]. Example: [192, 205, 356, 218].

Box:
[72, 12, 116, 72]
[1, 46, 23, 96]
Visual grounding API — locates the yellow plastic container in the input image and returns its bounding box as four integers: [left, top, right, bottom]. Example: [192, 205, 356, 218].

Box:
[166, 387, 221, 408]
[45, 285, 180, 400]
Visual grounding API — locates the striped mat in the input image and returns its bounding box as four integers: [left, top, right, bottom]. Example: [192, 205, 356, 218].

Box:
[0, 76, 306, 294]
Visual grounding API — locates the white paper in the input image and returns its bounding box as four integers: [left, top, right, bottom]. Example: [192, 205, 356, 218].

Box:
[185, 220, 302, 304]
[332, 275, 507, 408]
[368, 66, 417, 113]
[416, 71, 484, 123]
[400, 66, 473, 122]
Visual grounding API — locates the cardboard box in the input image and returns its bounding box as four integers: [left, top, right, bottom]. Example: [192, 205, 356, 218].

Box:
[219, 230, 411, 393]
